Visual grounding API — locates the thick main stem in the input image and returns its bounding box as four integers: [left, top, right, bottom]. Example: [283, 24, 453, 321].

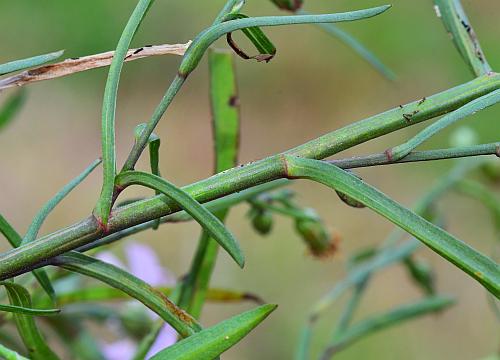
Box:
[0, 73, 499, 280]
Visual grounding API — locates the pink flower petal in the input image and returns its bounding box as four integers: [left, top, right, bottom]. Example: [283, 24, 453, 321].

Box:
[95, 251, 127, 270]
[124, 242, 175, 286]
[101, 339, 137, 360]
[146, 324, 177, 359]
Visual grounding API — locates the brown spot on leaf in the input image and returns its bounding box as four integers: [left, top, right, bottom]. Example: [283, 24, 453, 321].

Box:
[229, 95, 240, 107]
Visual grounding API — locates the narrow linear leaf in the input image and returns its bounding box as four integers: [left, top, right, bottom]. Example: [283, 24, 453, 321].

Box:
[0, 89, 27, 132]
[77, 180, 288, 253]
[296, 9, 395, 80]
[122, 5, 391, 173]
[0, 303, 59, 316]
[3, 282, 60, 360]
[0, 343, 29, 360]
[22, 158, 102, 245]
[0, 215, 56, 303]
[310, 239, 420, 317]
[0, 50, 64, 76]
[389, 89, 500, 161]
[53, 251, 202, 338]
[178, 49, 242, 318]
[225, 13, 277, 62]
[214, 0, 247, 24]
[131, 284, 183, 360]
[115, 171, 245, 267]
[297, 240, 420, 360]
[320, 296, 455, 359]
[94, 0, 155, 227]
[434, 0, 491, 77]
[150, 304, 277, 359]
[285, 156, 500, 297]
[179, 5, 392, 76]
[33, 286, 262, 307]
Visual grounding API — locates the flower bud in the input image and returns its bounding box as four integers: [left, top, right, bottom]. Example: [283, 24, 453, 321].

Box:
[251, 210, 274, 235]
[295, 218, 339, 258]
[270, 0, 303, 12]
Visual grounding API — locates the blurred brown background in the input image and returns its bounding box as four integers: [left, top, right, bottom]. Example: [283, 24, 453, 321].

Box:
[0, 1, 499, 359]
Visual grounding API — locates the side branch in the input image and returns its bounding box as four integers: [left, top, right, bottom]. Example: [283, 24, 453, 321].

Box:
[0, 42, 191, 91]
[329, 143, 500, 169]
[0, 73, 499, 280]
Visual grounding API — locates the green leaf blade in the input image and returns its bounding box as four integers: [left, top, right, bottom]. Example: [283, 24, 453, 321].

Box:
[3, 282, 60, 360]
[0, 50, 64, 76]
[150, 304, 277, 359]
[179, 6, 392, 76]
[115, 171, 245, 267]
[54, 252, 202, 338]
[22, 158, 101, 245]
[0, 343, 29, 360]
[0, 89, 27, 132]
[434, 0, 491, 77]
[94, 0, 155, 227]
[285, 156, 500, 297]
[0, 303, 59, 316]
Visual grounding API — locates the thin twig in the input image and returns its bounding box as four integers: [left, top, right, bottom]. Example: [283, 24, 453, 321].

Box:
[328, 143, 500, 169]
[0, 42, 191, 91]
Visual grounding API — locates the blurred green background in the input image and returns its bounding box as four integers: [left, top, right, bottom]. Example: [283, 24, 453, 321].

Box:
[0, 1, 499, 359]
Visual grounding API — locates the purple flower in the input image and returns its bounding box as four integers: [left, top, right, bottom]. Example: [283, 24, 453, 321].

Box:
[97, 242, 178, 360]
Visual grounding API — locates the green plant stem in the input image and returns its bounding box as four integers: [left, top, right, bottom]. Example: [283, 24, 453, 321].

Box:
[115, 171, 244, 267]
[76, 180, 288, 253]
[434, 0, 491, 77]
[178, 49, 241, 318]
[213, 0, 245, 24]
[122, 6, 390, 172]
[295, 159, 489, 360]
[285, 156, 499, 295]
[333, 278, 369, 337]
[329, 143, 500, 169]
[121, 74, 186, 172]
[1, 73, 499, 281]
[22, 159, 101, 245]
[388, 89, 500, 161]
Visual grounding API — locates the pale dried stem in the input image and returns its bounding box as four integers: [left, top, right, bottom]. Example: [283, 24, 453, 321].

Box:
[0, 41, 191, 91]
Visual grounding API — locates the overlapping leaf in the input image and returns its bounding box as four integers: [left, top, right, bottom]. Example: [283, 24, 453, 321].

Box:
[150, 304, 277, 359]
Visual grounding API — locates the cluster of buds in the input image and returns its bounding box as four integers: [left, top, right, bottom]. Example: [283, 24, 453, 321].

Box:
[248, 190, 340, 258]
[294, 208, 340, 258]
[250, 208, 274, 235]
